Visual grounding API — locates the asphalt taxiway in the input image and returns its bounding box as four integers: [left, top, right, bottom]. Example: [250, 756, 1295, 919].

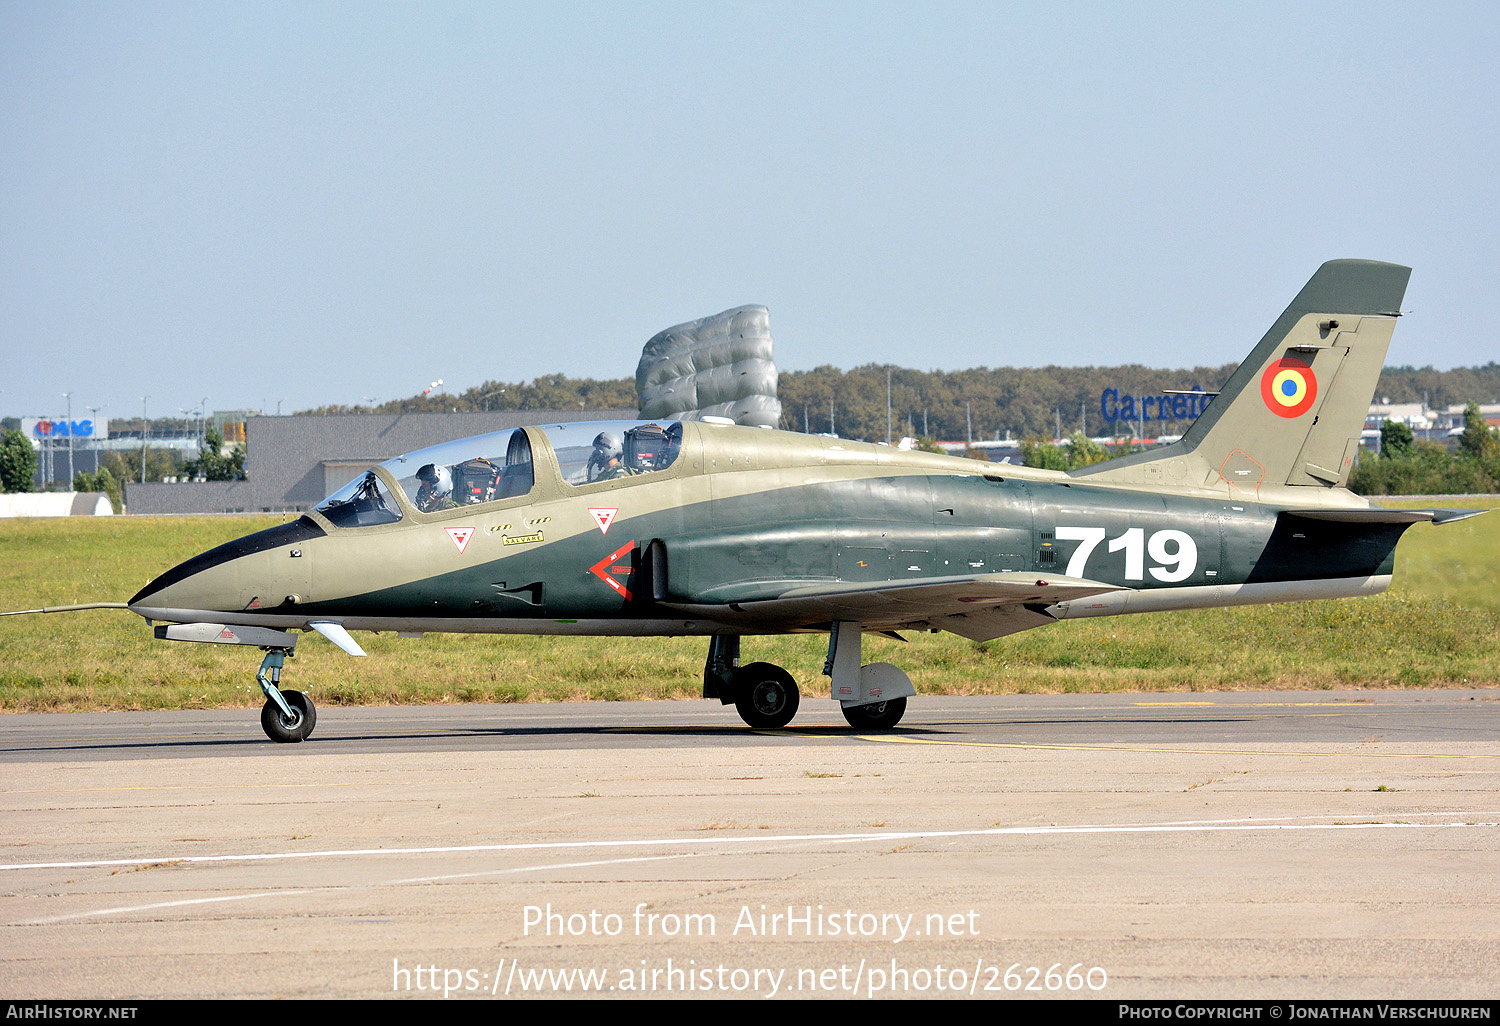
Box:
[2, 690, 1498, 999]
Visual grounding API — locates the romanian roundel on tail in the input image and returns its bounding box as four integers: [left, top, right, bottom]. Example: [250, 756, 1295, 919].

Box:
[1074, 259, 1411, 494]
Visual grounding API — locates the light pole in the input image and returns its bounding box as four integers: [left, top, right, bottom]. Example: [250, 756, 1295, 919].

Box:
[62, 392, 74, 485]
[179, 408, 194, 467]
[140, 397, 149, 484]
[86, 404, 106, 473]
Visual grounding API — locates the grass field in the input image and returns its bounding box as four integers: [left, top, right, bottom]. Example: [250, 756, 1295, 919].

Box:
[0, 499, 1496, 712]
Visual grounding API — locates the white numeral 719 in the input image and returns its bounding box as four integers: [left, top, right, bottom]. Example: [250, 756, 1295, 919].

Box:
[1056, 526, 1197, 582]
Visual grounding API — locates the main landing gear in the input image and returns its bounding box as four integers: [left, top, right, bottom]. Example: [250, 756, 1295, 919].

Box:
[824, 622, 915, 730]
[840, 697, 907, 730]
[732, 662, 800, 729]
[704, 637, 801, 728]
[702, 624, 917, 731]
[256, 647, 317, 743]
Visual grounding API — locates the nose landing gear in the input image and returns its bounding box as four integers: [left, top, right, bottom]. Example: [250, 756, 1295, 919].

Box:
[256, 647, 317, 743]
[152, 623, 319, 744]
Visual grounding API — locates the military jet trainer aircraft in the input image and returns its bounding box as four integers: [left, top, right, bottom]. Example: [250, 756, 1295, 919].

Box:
[50, 260, 1489, 741]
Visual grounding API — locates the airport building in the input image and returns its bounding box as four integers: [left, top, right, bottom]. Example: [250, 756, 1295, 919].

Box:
[1362, 401, 1500, 451]
[19, 416, 201, 489]
[124, 410, 634, 515]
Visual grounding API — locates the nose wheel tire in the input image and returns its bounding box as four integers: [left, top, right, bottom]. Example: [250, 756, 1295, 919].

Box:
[733, 662, 800, 729]
[261, 689, 317, 743]
[841, 696, 907, 730]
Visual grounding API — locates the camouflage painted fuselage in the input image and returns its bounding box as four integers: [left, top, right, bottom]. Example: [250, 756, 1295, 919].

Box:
[128, 421, 1405, 642]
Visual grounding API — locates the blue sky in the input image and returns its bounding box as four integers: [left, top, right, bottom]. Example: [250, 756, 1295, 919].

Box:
[3, 2, 1497, 420]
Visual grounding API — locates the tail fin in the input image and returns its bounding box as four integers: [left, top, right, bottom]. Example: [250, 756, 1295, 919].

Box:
[1075, 259, 1411, 493]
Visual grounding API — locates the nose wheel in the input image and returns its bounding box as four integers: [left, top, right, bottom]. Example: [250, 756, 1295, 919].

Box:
[255, 648, 317, 743]
[261, 689, 317, 743]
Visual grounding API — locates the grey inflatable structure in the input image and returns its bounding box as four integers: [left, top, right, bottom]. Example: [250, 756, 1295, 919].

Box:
[635, 305, 782, 428]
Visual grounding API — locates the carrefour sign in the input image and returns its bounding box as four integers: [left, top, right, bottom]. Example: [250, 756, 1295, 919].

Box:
[1100, 388, 1213, 424]
[21, 417, 108, 440]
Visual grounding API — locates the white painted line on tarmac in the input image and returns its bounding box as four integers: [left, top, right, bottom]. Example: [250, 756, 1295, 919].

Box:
[4, 815, 1495, 874]
[23, 851, 710, 924]
[13, 818, 1498, 925]
[858, 734, 1500, 758]
[14, 816, 1500, 930]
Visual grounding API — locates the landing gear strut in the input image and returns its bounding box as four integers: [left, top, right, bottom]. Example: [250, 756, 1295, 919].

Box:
[826, 622, 915, 730]
[256, 647, 317, 743]
[152, 623, 318, 744]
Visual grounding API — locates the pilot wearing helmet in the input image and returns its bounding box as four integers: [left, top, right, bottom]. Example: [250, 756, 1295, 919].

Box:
[414, 463, 457, 511]
[587, 431, 635, 482]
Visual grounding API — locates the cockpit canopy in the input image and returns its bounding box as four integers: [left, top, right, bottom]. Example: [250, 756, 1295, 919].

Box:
[314, 420, 684, 527]
[544, 420, 684, 486]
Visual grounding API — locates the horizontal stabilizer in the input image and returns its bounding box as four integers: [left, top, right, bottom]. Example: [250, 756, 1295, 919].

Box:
[1428, 508, 1491, 525]
[1283, 507, 1491, 525]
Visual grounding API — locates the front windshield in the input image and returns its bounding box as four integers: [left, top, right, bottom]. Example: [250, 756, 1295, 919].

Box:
[315, 471, 402, 527]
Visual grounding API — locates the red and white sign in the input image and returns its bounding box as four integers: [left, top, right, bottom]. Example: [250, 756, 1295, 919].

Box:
[588, 508, 618, 535]
[445, 527, 475, 553]
[589, 540, 636, 601]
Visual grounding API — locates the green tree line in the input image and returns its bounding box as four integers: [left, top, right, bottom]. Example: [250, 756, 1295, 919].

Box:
[295, 362, 1497, 449]
[299, 363, 1240, 441]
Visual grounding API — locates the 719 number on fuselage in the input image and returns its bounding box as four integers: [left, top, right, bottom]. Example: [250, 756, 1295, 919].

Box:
[1056, 526, 1197, 582]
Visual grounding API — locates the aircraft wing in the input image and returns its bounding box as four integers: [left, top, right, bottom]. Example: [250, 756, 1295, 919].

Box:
[658, 572, 1124, 642]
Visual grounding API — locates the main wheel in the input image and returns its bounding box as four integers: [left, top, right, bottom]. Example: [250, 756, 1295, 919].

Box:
[733, 663, 800, 729]
[841, 697, 907, 730]
[261, 689, 317, 743]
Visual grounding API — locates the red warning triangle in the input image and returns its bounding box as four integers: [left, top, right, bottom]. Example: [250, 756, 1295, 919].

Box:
[445, 526, 475, 553]
[588, 508, 618, 534]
